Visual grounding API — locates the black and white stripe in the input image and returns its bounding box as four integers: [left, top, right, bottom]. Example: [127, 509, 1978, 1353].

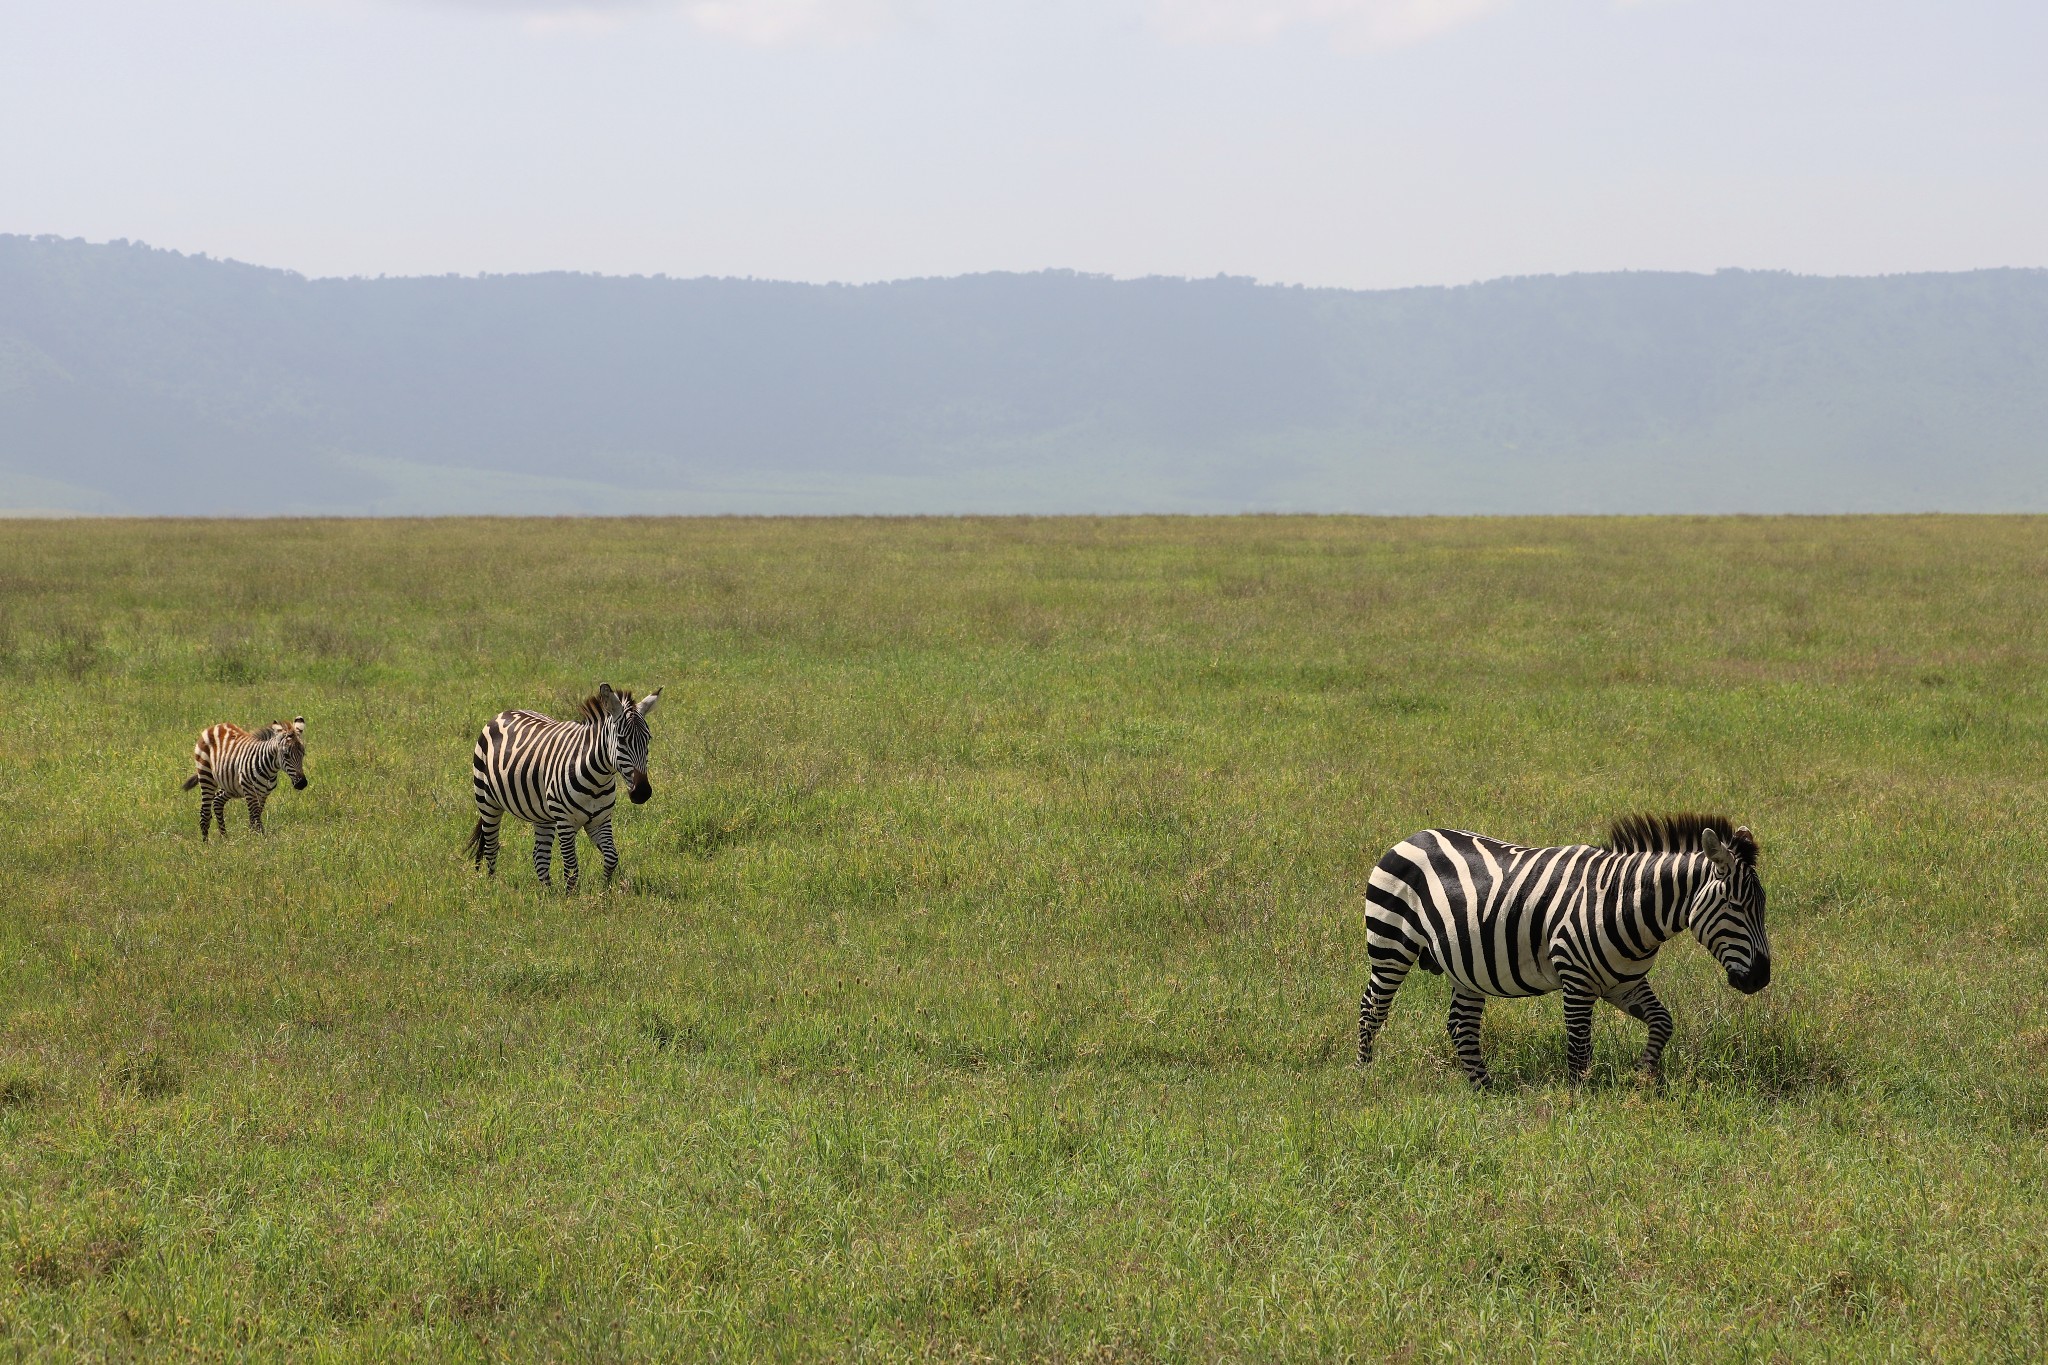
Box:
[464, 682, 661, 891]
[182, 717, 308, 840]
[1358, 813, 1771, 1087]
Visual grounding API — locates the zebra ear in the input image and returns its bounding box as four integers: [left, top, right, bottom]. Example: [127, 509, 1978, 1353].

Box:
[292, 717, 305, 735]
[596, 684, 625, 718]
[1701, 827, 1735, 870]
[637, 687, 661, 718]
[1730, 826, 1759, 867]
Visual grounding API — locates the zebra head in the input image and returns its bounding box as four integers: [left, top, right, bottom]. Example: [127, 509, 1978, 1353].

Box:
[278, 717, 308, 789]
[1693, 826, 1769, 994]
[597, 684, 661, 804]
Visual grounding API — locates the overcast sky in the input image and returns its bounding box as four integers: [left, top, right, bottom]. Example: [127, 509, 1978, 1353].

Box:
[3, 0, 2043, 287]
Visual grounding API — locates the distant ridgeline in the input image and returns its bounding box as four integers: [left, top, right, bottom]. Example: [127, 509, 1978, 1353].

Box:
[3, 234, 2046, 515]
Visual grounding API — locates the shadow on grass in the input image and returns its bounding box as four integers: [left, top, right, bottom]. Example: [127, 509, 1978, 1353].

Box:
[638, 1006, 712, 1055]
[1482, 1221, 1611, 1309]
[1673, 1002, 1848, 1097]
[489, 959, 612, 1001]
[671, 782, 835, 861]
[673, 804, 769, 859]
[732, 1017, 1356, 1079]
[11, 1226, 137, 1290]
[108, 1047, 183, 1100]
[1470, 997, 1847, 1100]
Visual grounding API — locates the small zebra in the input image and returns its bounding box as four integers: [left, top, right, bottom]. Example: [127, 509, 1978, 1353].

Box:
[464, 683, 661, 891]
[1358, 813, 1771, 1088]
[182, 717, 309, 840]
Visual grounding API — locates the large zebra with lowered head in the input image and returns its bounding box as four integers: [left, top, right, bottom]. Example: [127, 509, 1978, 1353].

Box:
[465, 683, 661, 891]
[182, 717, 308, 840]
[1358, 813, 1771, 1088]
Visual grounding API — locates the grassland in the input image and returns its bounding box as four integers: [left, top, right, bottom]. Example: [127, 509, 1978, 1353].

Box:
[1, 515, 2046, 1361]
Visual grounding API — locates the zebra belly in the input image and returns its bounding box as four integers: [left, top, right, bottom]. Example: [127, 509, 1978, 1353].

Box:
[495, 787, 613, 830]
[1438, 923, 1559, 998]
[488, 768, 616, 830]
[1370, 834, 1571, 999]
[214, 759, 271, 801]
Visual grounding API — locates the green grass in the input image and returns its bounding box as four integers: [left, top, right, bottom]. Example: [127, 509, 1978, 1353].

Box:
[2, 515, 2046, 1360]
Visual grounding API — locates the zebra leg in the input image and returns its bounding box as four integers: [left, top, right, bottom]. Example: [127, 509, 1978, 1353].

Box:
[1356, 957, 1414, 1068]
[248, 793, 267, 833]
[1446, 987, 1491, 1089]
[212, 793, 233, 838]
[590, 818, 620, 885]
[198, 784, 215, 841]
[558, 827, 580, 893]
[1559, 972, 1599, 1083]
[532, 822, 555, 889]
[1606, 976, 1675, 1079]
[476, 805, 503, 875]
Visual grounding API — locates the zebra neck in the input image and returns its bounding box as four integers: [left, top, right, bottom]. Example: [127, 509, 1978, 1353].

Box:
[580, 718, 618, 775]
[1667, 854, 1720, 936]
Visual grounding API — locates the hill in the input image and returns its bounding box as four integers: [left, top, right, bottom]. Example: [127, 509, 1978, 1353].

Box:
[4, 235, 2046, 514]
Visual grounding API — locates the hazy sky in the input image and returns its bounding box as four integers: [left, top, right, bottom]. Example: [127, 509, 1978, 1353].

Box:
[3, 0, 2043, 287]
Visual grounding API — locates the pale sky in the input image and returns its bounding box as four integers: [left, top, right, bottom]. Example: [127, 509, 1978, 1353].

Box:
[3, 0, 2044, 287]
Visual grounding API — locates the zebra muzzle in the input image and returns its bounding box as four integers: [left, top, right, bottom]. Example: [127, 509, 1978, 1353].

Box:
[1727, 955, 1770, 995]
[291, 775, 309, 790]
[629, 775, 651, 804]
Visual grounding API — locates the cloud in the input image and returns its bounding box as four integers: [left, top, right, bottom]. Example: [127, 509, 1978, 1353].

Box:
[678, 0, 914, 43]
[408, 0, 918, 44]
[1148, 0, 1511, 51]
[394, 0, 1523, 46]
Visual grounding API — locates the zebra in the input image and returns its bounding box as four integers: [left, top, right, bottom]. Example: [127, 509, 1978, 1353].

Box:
[463, 683, 662, 891]
[181, 717, 308, 840]
[1356, 813, 1771, 1088]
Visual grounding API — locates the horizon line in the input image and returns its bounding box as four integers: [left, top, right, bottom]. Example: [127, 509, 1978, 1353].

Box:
[10, 232, 2048, 295]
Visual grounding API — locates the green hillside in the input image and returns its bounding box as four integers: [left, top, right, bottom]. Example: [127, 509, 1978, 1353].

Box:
[5, 236, 2047, 513]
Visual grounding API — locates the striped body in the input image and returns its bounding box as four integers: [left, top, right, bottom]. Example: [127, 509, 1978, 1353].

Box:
[466, 683, 660, 891]
[183, 718, 307, 840]
[1358, 815, 1771, 1087]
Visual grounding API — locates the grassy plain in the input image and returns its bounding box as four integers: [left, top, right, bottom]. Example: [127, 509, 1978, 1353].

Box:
[1, 515, 2046, 1361]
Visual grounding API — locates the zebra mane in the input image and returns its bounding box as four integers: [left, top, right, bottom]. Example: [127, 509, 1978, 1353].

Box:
[1605, 812, 1757, 866]
[578, 690, 637, 723]
[251, 723, 278, 741]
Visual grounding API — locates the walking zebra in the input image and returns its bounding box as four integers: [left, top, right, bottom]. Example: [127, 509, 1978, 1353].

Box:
[182, 717, 308, 840]
[1357, 813, 1771, 1088]
[464, 683, 661, 891]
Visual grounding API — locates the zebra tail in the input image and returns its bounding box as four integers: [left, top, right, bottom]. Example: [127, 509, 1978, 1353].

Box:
[463, 818, 484, 863]
[181, 774, 200, 791]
